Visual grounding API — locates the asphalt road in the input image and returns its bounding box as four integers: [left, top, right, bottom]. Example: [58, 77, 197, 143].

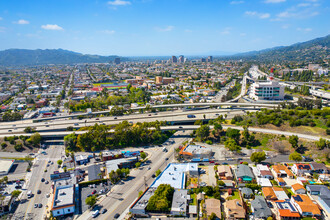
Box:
[77, 130, 191, 220]
[12, 145, 65, 220]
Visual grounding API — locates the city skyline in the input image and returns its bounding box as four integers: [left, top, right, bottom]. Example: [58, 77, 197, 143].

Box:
[0, 0, 329, 56]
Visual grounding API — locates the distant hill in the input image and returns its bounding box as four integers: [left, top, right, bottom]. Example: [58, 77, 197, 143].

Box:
[0, 49, 123, 66]
[228, 34, 330, 63]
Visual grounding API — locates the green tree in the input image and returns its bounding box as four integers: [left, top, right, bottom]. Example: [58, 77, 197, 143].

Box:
[64, 133, 77, 152]
[14, 143, 23, 151]
[29, 132, 42, 146]
[226, 128, 241, 143]
[155, 169, 161, 177]
[1, 143, 7, 149]
[85, 195, 98, 208]
[224, 138, 241, 152]
[196, 125, 210, 141]
[315, 138, 329, 150]
[250, 151, 266, 164]
[135, 162, 141, 168]
[11, 190, 22, 198]
[289, 135, 299, 149]
[57, 160, 63, 166]
[289, 151, 302, 162]
[208, 212, 217, 220]
[140, 151, 147, 160]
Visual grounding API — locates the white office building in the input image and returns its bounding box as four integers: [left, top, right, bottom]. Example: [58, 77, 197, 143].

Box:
[249, 80, 284, 101]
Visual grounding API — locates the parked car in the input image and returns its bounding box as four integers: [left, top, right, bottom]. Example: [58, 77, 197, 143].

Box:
[38, 203, 42, 208]
[45, 180, 49, 184]
[92, 190, 97, 195]
[34, 203, 38, 208]
[114, 213, 120, 219]
[37, 190, 41, 194]
[92, 210, 99, 218]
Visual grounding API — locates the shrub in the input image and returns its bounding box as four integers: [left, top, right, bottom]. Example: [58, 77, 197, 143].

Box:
[14, 143, 23, 151]
[205, 140, 213, 145]
[1, 142, 7, 149]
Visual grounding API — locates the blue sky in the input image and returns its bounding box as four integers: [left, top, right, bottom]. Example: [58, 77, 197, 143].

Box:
[0, 0, 329, 56]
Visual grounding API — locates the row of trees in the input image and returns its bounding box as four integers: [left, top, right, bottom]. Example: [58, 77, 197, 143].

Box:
[64, 121, 172, 152]
[109, 168, 130, 184]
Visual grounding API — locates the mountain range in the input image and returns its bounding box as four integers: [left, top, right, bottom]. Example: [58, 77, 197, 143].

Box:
[229, 34, 330, 63]
[0, 34, 329, 66]
[0, 49, 121, 66]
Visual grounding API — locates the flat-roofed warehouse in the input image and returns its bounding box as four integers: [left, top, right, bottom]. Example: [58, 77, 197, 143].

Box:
[0, 160, 14, 176]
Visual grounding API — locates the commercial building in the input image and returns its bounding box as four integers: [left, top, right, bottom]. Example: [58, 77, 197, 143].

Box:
[88, 164, 101, 181]
[50, 172, 77, 217]
[105, 157, 138, 174]
[0, 160, 14, 176]
[171, 189, 188, 216]
[249, 80, 284, 101]
[178, 55, 185, 63]
[171, 56, 177, 63]
[179, 144, 212, 161]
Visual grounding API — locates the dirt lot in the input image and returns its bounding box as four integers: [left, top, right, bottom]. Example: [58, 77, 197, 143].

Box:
[0, 137, 38, 154]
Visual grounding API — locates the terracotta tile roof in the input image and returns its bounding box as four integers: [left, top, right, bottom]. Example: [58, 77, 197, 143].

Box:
[272, 164, 294, 177]
[262, 187, 277, 200]
[292, 194, 321, 216]
[292, 183, 305, 191]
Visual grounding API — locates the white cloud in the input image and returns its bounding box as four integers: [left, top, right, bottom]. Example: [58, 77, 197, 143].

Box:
[264, 0, 286, 3]
[220, 27, 231, 35]
[0, 27, 6, 32]
[281, 24, 290, 29]
[184, 29, 192, 33]
[101, 30, 115, 34]
[230, 1, 244, 4]
[155, 25, 174, 32]
[107, 0, 131, 6]
[297, 27, 312, 32]
[41, 24, 63, 30]
[15, 19, 29, 25]
[245, 11, 270, 19]
[240, 33, 247, 36]
[297, 3, 311, 7]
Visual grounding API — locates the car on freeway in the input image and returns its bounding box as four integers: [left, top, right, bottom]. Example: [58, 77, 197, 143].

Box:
[179, 126, 183, 128]
[92, 210, 99, 218]
[148, 114, 152, 116]
[8, 130, 12, 132]
[46, 125, 49, 127]
[114, 117, 117, 119]
[114, 213, 120, 219]
[215, 113, 219, 116]
[74, 123, 79, 126]
[95, 118, 99, 120]
[101, 209, 107, 214]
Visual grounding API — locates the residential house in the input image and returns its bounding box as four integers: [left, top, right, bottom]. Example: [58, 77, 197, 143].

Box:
[273, 187, 289, 200]
[241, 187, 253, 199]
[291, 183, 306, 194]
[256, 164, 274, 179]
[205, 198, 221, 219]
[277, 178, 286, 187]
[262, 187, 277, 201]
[250, 196, 272, 220]
[291, 194, 321, 219]
[306, 185, 330, 219]
[235, 165, 255, 183]
[275, 200, 300, 220]
[271, 164, 294, 179]
[226, 199, 246, 220]
[291, 163, 312, 177]
[310, 162, 328, 174]
[217, 165, 233, 180]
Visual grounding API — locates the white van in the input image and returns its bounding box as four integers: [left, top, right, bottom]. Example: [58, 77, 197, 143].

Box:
[92, 210, 99, 218]
[27, 190, 32, 198]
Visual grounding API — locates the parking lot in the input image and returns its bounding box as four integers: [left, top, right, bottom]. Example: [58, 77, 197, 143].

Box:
[8, 161, 29, 181]
[79, 182, 110, 213]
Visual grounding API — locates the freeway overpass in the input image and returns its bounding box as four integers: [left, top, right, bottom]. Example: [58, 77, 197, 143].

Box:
[1, 125, 327, 142]
[30, 102, 280, 122]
